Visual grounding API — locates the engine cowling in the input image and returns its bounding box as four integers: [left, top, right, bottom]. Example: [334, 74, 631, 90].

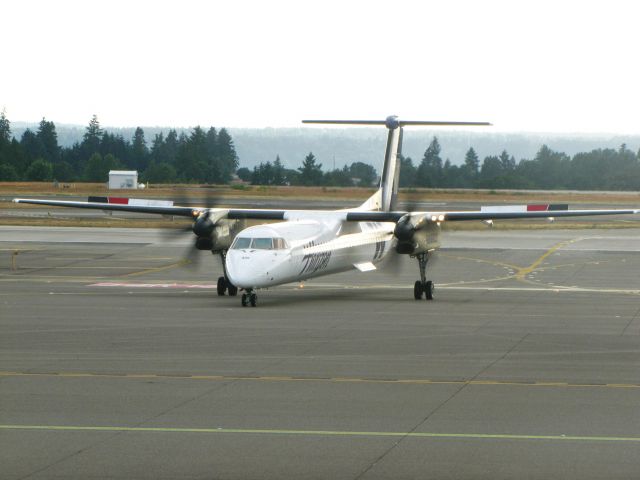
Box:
[394, 216, 441, 255]
[192, 211, 241, 252]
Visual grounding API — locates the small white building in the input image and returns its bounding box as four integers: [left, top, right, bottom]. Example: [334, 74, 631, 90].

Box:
[108, 170, 138, 189]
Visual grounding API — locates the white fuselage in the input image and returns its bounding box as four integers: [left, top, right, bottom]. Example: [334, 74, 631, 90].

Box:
[226, 217, 395, 289]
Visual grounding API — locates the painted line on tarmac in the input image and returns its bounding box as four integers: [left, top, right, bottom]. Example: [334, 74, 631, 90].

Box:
[2, 371, 639, 390]
[84, 281, 640, 294]
[1, 424, 639, 443]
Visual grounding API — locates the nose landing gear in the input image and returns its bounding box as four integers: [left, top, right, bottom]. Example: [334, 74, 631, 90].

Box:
[413, 251, 434, 300]
[241, 289, 257, 307]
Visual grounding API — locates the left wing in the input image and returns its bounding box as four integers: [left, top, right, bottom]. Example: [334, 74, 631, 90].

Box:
[12, 198, 640, 223]
[12, 198, 288, 220]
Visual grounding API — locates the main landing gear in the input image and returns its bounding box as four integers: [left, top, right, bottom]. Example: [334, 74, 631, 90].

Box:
[241, 289, 257, 307]
[216, 250, 238, 297]
[413, 252, 434, 300]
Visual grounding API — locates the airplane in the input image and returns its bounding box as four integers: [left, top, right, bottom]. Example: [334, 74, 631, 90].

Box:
[13, 116, 640, 307]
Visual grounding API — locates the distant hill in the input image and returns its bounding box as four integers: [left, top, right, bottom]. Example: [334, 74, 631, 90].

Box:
[11, 122, 640, 171]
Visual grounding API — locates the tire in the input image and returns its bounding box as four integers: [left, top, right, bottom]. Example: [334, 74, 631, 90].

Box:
[249, 293, 257, 307]
[217, 276, 227, 296]
[227, 282, 238, 296]
[414, 280, 423, 300]
[425, 280, 434, 300]
[241, 293, 248, 307]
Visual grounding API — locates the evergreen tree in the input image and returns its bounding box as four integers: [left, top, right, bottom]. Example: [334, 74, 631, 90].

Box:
[100, 133, 130, 167]
[479, 155, 504, 186]
[175, 127, 208, 182]
[0, 110, 12, 147]
[36, 118, 60, 164]
[499, 150, 516, 170]
[131, 127, 149, 171]
[205, 127, 220, 183]
[82, 115, 103, 156]
[298, 152, 323, 186]
[150, 132, 165, 163]
[216, 128, 239, 183]
[20, 129, 44, 163]
[273, 155, 286, 185]
[163, 130, 179, 164]
[463, 147, 479, 176]
[399, 155, 417, 187]
[417, 137, 443, 187]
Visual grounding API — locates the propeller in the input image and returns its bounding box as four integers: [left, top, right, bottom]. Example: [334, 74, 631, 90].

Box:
[159, 185, 229, 269]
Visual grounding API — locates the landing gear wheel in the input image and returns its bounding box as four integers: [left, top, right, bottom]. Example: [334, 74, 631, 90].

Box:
[425, 280, 434, 300]
[227, 282, 238, 296]
[241, 293, 248, 307]
[414, 280, 423, 300]
[249, 292, 257, 307]
[217, 276, 227, 296]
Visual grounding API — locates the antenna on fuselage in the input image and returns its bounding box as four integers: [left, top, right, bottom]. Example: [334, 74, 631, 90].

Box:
[302, 116, 491, 212]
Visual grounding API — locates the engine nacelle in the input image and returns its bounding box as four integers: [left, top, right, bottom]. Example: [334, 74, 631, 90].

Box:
[194, 218, 242, 252]
[395, 220, 441, 255]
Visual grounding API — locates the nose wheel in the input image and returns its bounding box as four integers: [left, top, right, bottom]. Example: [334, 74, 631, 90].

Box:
[414, 280, 434, 300]
[241, 290, 257, 307]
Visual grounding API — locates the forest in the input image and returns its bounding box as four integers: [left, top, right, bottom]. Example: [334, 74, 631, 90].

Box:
[2, 112, 640, 191]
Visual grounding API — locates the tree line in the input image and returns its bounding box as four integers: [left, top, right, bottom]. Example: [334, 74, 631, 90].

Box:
[237, 154, 378, 187]
[3, 111, 640, 191]
[396, 137, 640, 190]
[0, 112, 238, 183]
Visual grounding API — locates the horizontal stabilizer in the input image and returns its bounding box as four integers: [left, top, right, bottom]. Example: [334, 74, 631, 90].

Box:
[302, 118, 491, 128]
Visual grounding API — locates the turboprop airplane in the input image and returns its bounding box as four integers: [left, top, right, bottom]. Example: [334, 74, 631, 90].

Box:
[13, 116, 640, 307]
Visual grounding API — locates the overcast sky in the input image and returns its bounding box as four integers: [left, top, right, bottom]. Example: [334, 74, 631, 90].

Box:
[3, 0, 640, 133]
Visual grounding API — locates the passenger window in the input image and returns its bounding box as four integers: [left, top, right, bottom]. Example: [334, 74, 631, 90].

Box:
[232, 237, 251, 249]
[251, 238, 273, 249]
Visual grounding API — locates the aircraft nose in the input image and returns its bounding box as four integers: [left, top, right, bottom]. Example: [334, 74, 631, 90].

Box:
[226, 250, 254, 288]
[226, 249, 288, 289]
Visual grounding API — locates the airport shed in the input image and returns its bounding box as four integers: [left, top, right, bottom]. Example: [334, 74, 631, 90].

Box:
[108, 170, 138, 189]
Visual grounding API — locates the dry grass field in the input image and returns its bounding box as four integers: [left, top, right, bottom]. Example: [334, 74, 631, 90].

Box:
[2, 182, 640, 230]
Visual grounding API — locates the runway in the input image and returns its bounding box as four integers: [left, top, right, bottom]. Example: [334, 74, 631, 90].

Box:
[2, 226, 640, 479]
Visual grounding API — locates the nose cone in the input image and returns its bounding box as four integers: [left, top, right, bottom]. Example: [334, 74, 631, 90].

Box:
[226, 249, 287, 289]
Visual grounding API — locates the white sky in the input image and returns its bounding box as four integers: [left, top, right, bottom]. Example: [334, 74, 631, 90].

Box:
[3, 0, 640, 133]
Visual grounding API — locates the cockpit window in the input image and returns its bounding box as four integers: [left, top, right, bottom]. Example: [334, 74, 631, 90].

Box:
[231, 237, 289, 250]
[251, 238, 273, 249]
[232, 237, 251, 249]
[273, 238, 288, 249]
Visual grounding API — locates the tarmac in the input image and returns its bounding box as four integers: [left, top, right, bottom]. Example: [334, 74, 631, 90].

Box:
[2, 226, 640, 479]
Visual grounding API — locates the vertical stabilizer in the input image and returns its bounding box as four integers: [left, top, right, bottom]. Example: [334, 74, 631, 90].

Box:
[302, 117, 490, 213]
[379, 116, 402, 212]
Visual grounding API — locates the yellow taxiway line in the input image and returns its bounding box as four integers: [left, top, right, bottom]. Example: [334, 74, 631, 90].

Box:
[2, 371, 639, 390]
[1, 424, 639, 443]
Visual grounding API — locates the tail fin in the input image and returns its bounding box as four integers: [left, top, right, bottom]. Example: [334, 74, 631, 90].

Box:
[303, 116, 491, 212]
